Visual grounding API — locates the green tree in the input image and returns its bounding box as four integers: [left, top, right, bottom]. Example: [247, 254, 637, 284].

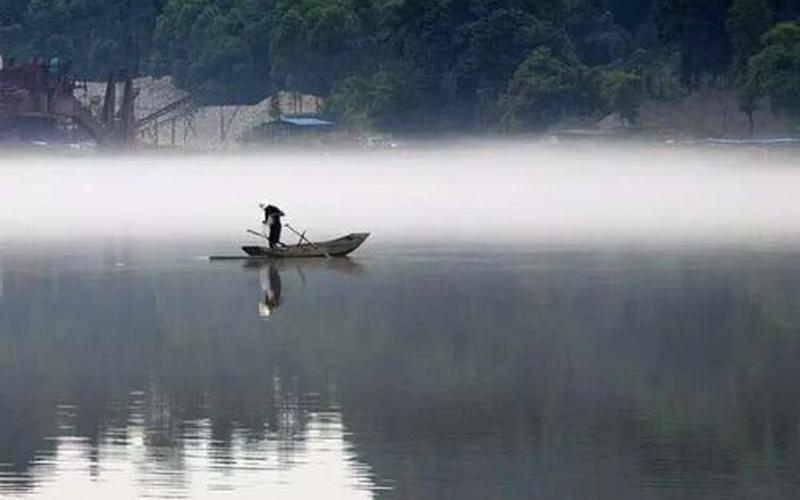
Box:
[500, 47, 593, 131]
[652, 0, 734, 86]
[599, 69, 644, 125]
[746, 22, 800, 119]
[727, 0, 772, 73]
[2, 0, 795, 134]
[150, 0, 272, 103]
[606, 0, 653, 32]
[378, 0, 561, 131]
[452, 8, 551, 127]
[0, 0, 27, 32]
[738, 80, 760, 135]
[326, 69, 410, 130]
[565, 1, 629, 66]
[17, 0, 160, 78]
[269, 0, 365, 97]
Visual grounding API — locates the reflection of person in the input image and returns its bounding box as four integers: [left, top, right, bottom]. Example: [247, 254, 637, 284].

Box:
[258, 264, 282, 318]
[259, 202, 285, 249]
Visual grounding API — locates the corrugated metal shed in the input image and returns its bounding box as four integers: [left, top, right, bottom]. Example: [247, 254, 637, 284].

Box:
[279, 115, 334, 127]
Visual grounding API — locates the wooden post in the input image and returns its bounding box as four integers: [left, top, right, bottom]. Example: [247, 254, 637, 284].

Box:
[220, 106, 226, 143]
[225, 106, 241, 130]
[186, 116, 196, 139]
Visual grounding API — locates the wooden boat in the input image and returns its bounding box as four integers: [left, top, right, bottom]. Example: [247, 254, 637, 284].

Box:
[210, 232, 370, 260]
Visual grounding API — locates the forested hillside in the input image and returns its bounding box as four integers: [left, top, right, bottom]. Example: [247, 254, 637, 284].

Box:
[2, 0, 800, 133]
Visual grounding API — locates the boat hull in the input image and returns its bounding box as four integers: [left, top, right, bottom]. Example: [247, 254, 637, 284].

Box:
[241, 232, 369, 258]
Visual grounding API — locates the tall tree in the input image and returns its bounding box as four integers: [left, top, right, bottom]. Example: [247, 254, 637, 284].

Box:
[452, 7, 550, 127]
[327, 69, 412, 130]
[0, 0, 27, 56]
[746, 22, 800, 119]
[768, 0, 800, 20]
[501, 47, 593, 131]
[269, 0, 368, 97]
[18, 0, 161, 78]
[565, 0, 629, 66]
[150, 0, 273, 103]
[652, 0, 734, 86]
[727, 0, 773, 73]
[605, 0, 653, 32]
[599, 69, 645, 125]
[0, 0, 26, 26]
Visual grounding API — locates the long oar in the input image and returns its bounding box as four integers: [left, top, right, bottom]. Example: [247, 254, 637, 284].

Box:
[285, 223, 332, 259]
[247, 229, 268, 240]
[247, 228, 291, 249]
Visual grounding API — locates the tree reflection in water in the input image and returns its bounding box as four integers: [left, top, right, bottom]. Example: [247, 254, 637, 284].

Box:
[0, 248, 799, 499]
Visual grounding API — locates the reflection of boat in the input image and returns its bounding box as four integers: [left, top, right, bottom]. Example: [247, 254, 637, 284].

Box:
[211, 233, 370, 260]
[251, 257, 366, 318]
[243, 256, 368, 276]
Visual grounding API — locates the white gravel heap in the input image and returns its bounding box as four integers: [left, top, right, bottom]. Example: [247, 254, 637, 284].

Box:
[76, 75, 322, 150]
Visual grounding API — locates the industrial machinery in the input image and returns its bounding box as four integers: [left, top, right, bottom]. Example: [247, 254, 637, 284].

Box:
[0, 58, 137, 144]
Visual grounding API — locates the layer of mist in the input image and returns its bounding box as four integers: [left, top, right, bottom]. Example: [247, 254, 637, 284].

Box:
[1, 142, 799, 247]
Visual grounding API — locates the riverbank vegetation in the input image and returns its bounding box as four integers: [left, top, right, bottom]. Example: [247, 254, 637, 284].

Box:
[2, 0, 800, 133]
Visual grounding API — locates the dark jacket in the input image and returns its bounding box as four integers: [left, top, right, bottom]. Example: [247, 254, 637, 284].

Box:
[263, 205, 285, 225]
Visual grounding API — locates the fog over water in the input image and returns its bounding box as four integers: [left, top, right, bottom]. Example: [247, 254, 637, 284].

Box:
[2, 141, 800, 247]
[4, 142, 800, 499]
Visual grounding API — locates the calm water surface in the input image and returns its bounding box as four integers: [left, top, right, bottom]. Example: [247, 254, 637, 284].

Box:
[1, 241, 800, 499]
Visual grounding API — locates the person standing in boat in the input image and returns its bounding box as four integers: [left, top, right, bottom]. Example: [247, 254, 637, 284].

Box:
[259, 202, 285, 249]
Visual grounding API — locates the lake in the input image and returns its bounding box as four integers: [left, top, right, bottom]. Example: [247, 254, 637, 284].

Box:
[1, 144, 800, 499]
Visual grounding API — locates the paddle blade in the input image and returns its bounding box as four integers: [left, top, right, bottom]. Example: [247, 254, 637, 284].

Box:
[247, 229, 268, 240]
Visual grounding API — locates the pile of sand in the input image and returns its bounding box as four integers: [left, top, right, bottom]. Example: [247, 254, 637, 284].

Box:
[77, 76, 323, 150]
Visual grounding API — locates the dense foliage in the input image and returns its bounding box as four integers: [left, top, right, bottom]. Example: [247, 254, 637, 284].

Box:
[1, 0, 163, 78]
[1, 0, 800, 131]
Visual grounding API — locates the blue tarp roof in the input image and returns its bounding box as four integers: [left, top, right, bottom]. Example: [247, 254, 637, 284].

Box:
[279, 115, 334, 127]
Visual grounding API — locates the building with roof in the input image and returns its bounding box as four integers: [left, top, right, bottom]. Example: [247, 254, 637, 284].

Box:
[241, 113, 337, 145]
